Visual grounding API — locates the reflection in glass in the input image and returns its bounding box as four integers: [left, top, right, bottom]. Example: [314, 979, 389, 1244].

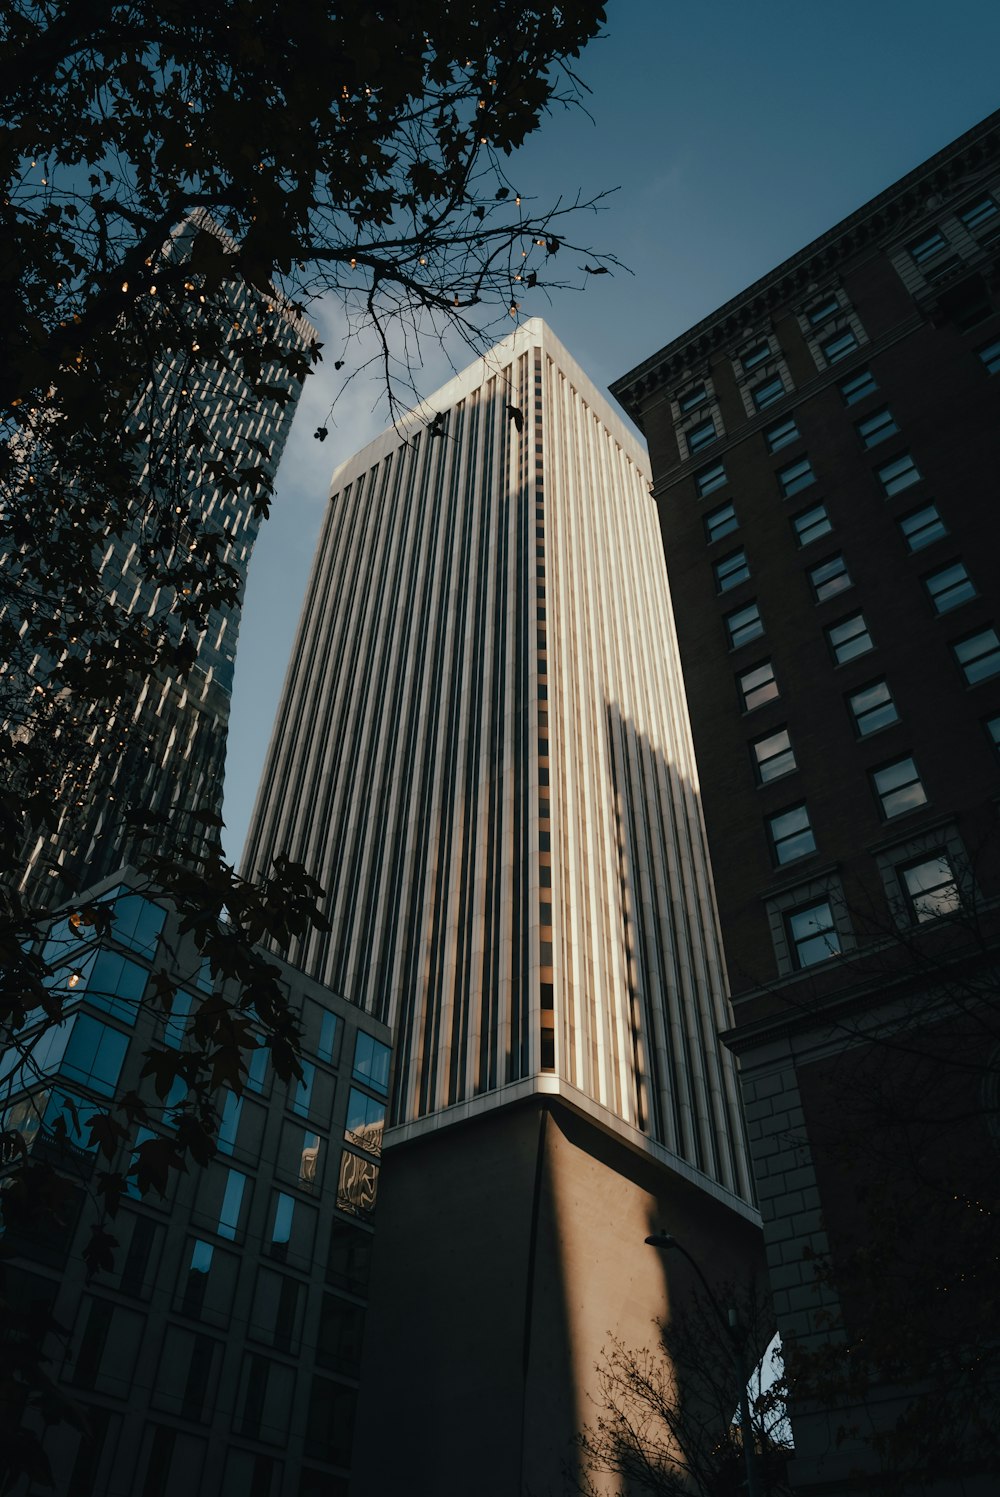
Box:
[271, 1192, 295, 1260]
[352, 1032, 390, 1096]
[217, 1092, 243, 1155]
[183, 1239, 214, 1317]
[318, 1011, 339, 1064]
[300, 1132, 321, 1190]
[345, 1088, 384, 1155]
[218, 1169, 246, 1240]
[337, 1149, 379, 1219]
[292, 1059, 315, 1118]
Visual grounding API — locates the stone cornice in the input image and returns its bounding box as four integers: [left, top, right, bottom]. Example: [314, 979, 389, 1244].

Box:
[611, 109, 1000, 421]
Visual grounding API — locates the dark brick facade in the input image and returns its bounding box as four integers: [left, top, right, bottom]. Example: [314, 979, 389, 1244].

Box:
[614, 110, 1000, 1493]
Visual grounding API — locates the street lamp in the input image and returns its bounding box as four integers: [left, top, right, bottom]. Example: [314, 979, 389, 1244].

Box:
[645, 1231, 761, 1497]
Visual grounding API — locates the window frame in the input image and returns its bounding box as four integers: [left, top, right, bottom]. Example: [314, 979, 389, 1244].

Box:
[846, 678, 899, 738]
[751, 375, 785, 412]
[764, 414, 800, 453]
[899, 852, 961, 924]
[704, 501, 738, 545]
[714, 548, 750, 593]
[791, 502, 832, 549]
[826, 611, 874, 665]
[686, 418, 718, 456]
[767, 802, 817, 867]
[876, 452, 922, 497]
[737, 658, 779, 712]
[725, 601, 764, 651]
[777, 455, 815, 498]
[898, 502, 947, 553]
[923, 560, 977, 616]
[870, 755, 928, 820]
[855, 406, 899, 449]
[808, 552, 852, 603]
[952, 626, 1000, 685]
[839, 367, 878, 405]
[785, 899, 843, 970]
[821, 328, 859, 363]
[751, 726, 797, 785]
[695, 460, 727, 497]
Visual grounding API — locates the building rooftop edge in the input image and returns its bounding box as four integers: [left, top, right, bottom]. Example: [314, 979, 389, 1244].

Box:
[326, 316, 650, 494]
[610, 106, 1000, 407]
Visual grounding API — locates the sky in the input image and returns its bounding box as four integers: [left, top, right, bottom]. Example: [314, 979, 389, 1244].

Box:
[221, 0, 1000, 865]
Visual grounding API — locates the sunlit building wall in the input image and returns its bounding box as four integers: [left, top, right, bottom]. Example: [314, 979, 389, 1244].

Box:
[244, 319, 762, 1493]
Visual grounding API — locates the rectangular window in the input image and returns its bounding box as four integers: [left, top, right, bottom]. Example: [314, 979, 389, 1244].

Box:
[269, 1193, 294, 1260]
[245, 1044, 268, 1095]
[924, 561, 976, 615]
[686, 419, 717, 455]
[714, 549, 750, 592]
[345, 1088, 385, 1155]
[792, 503, 832, 548]
[738, 660, 779, 712]
[856, 406, 899, 448]
[806, 294, 841, 327]
[217, 1170, 246, 1241]
[960, 195, 999, 233]
[827, 612, 873, 665]
[871, 756, 927, 819]
[217, 1093, 242, 1156]
[786, 900, 842, 969]
[953, 627, 1000, 684]
[317, 1012, 340, 1064]
[752, 727, 796, 784]
[923, 254, 962, 284]
[352, 1033, 390, 1096]
[677, 384, 708, 414]
[900, 854, 961, 923]
[765, 415, 799, 452]
[58, 1016, 129, 1097]
[292, 1059, 315, 1118]
[768, 804, 816, 866]
[726, 602, 764, 650]
[752, 375, 784, 411]
[822, 329, 859, 363]
[695, 461, 727, 497]
[808, 553, 852, 602]
[839, 367, 878, 405]
[848, 679, 899, 737]
[909, 229, 948, 265]
[986, 715, 1000, 755]
[704, 502, 738, 544]
[898, 503, 947, 553]
[741, 340, 771, 373]
[877, 452, 921, 496]
[777, 456, 815, 497]
[978, 337, 1000, 375]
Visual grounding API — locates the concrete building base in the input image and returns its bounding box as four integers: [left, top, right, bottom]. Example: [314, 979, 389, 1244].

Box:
[352, 1095, 764, 1497]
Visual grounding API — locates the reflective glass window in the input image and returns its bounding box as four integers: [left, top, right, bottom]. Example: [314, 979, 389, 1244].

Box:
[871, 756, 927, 819]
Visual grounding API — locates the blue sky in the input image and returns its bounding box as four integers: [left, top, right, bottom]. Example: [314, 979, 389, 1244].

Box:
[222, 0, 1000, 863]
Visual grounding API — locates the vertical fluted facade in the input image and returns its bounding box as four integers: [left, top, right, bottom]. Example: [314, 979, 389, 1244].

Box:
[14, 218, 314, 900]
[246, 319, 751, 1202]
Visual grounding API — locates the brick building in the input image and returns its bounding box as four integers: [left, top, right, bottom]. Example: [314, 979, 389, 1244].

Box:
[612, 111, 1000, 1491]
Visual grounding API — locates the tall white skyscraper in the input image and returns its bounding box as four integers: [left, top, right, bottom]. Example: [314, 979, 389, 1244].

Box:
[245, 319, 761, 1493]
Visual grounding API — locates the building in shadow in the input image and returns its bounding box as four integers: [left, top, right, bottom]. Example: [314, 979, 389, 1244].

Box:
[612, 110, 1000, 1493]
[243, 319, 764, 1493]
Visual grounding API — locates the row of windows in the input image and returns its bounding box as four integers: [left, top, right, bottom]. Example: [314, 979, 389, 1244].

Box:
[736, 621, 1000, 710]
[766, 751, 929, 872]
[784, 845, 962, 971]
[693, 328, 998, 499]
[908, 193, 999, 271]
[716, 532, 980, 619]
[683, 328, 863, 456]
